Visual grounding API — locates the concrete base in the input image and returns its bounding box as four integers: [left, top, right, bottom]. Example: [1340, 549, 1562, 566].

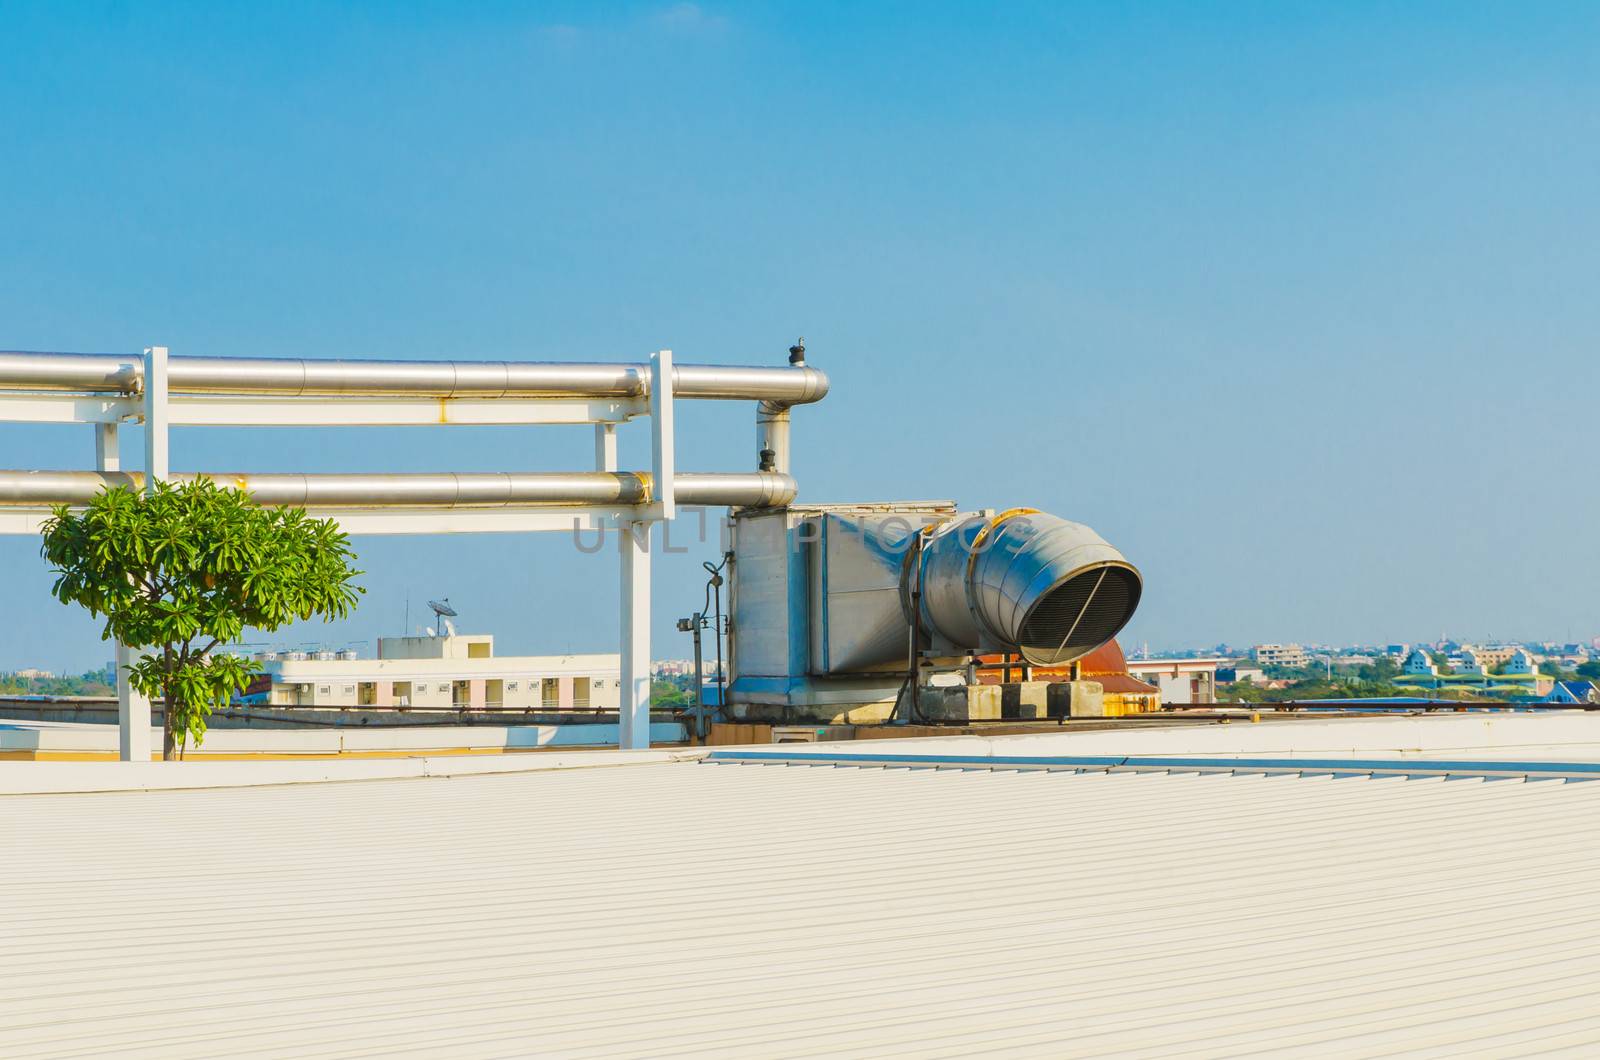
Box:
[917, 684, 1002, 723]
[1001, 682, 1050, 720]
[1047, 680, 1106, 719]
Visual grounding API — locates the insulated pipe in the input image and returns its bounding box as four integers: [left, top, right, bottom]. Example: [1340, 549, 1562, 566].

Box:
[0, 351, 830, 403]
[755, 402, 791, 473]
[907, 510, 1142, 666]
[0, 470, 796, 509]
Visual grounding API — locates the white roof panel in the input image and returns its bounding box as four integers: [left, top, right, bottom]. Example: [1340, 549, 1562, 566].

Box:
[3, 759, 1600, 1055]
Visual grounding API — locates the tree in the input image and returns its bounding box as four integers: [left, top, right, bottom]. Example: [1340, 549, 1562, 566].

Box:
[651, 678, 691, 709]
[41, 480, 363, 760]
[1576, 660, 1600, 680]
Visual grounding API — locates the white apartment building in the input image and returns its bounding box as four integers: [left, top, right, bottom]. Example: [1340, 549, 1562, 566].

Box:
[1126, 658, 1227, 705]
[241, 634, 620, 711]
[1251, 644, 1309, 669]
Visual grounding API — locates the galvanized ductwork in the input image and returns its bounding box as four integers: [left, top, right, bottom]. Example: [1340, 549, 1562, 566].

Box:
[911, 510, 1142, 666]
[0, 350, 830, 403]
[0, 470, 797, 510]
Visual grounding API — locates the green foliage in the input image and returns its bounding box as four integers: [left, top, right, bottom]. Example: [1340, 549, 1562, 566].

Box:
[1576, 660, 1600, 680]
[1543, 662, 1577, 682]
[1355, 656, 1400, 683]
[651, 678, 692, 709]
[41, 480, 363, 758]
[0, 670, 116, 697]
[1219, 672, 1485, 705]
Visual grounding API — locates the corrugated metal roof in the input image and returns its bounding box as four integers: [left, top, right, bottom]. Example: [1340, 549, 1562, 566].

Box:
[4, 760, 1600, 1056]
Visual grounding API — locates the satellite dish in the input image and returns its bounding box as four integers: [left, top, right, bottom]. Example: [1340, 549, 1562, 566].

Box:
[427, 598, 457, 637]
[443, 617, 457, 637]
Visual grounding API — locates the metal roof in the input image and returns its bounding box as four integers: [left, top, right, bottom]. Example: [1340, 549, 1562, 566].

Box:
[4, 758, 1600, 1055]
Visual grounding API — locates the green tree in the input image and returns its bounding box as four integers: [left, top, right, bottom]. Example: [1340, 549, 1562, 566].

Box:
[1576, 660, 1600, 680]
[651, 678, 691, 709]
[41, 480, 363, 760]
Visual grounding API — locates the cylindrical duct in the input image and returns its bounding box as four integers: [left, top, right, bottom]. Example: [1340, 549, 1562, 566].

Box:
[910, 510, 1141, 666]
[0, 351, 830, 404]
[755, 402, 791, 473]
[0, 470, 796, 510]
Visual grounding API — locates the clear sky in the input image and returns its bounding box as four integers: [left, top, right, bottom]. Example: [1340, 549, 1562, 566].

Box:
[2, 1, 1597, 672]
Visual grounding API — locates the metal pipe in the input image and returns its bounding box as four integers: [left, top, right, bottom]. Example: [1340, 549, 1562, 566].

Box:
[0, 469, 796, 509]
[908, 509, 1143, 667]
[755, 402, 792, 473]
[0, 351, 830, 404]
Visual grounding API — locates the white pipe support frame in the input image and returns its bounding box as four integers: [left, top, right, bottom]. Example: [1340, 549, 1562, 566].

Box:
[0, 344, 827, 757]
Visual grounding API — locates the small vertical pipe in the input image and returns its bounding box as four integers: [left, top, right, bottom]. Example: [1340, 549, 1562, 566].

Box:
[756, 402, 791, 474]
[691, 614, 705, 743]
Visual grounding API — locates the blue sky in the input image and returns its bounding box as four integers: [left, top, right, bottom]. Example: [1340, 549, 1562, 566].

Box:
[2, 1, 1597, 671]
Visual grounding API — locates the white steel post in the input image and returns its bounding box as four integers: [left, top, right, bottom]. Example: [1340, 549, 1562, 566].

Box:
[619, 520, 651, 750]
[649, 349, 674, 519]
[594, 422, 617, 472]
[99, 412, 151, 763]
[119, 346, 169, 762]
[93, 421, 119, 474]
[143, 346, 169, 486]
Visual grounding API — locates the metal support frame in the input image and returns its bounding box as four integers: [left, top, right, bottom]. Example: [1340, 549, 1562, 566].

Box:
[95, 417, 154, 763]
[0, 343, 824, 760]
[619, 520, 652, 750]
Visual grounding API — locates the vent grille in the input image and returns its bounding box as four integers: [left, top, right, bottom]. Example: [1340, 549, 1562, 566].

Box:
[1018, 566, 1142, 665]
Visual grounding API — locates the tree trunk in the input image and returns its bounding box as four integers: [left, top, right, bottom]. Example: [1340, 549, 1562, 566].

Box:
[162, 699, 176, 761]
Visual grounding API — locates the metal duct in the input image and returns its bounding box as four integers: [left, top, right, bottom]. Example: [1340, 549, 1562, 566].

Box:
[0, 470, 796, 510]
[911, 510, 1142, 666]
[0, 351, 829, 404]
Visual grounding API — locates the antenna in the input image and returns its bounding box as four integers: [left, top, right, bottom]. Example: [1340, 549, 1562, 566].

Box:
[427, 598, 458, 637]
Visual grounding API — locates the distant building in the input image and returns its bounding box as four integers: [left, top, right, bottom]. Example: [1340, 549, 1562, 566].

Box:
[239, 633, 620, 711]
[1503, 649, 1541, 677]
[1544, 681, 1600, 706]
[1471, 645, 1518, 670]
[13, 668, 55, 679]
[1401, 649, 1439, 677]
[1448, 650, 1484, 676]
[1126, 657, 1226, 705]
[1252, 644, 1308, 669]
[1217, 664, 1267, 685]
